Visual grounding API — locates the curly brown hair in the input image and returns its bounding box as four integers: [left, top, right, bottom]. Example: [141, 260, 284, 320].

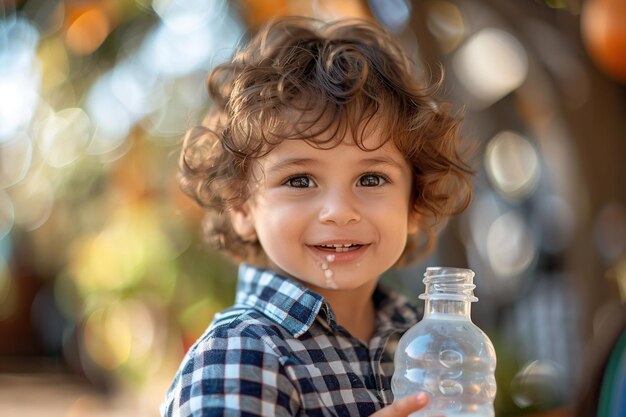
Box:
[179, 16, 473, 267]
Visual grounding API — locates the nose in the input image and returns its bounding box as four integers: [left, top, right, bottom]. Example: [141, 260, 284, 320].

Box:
[318, 189, 361, 226]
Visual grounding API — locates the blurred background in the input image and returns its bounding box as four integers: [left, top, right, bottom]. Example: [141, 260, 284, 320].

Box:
[0, 0, 625, 416]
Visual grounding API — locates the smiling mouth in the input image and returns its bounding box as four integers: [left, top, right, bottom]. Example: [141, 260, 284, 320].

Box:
[314, 243, 364, 253]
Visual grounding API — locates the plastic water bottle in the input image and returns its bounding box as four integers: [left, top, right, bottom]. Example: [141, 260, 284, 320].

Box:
[391, 267, 497, 417]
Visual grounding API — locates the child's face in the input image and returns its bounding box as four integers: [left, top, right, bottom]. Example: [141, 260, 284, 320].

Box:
[231, 131, 419, 294]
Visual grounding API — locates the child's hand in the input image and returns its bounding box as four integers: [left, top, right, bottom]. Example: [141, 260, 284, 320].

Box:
[370, 393, 432, 417]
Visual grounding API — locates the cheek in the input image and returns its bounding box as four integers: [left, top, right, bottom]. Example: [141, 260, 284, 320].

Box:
[371, 197, 410, 223]
[253, 201, 310, 241]
[372, 204, 412, 243]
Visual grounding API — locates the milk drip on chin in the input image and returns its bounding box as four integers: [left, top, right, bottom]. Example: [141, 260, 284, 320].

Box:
[320, 254, 338, 289]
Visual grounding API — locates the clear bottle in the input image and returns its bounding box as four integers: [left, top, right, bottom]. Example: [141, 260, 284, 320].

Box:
[391, 267, 497, 417]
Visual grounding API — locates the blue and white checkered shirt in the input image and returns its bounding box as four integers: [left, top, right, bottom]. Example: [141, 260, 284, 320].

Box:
[161, 264, 420, 417]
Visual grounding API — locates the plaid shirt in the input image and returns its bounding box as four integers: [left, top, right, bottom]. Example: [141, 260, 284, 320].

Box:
[161, 264, 420, 417]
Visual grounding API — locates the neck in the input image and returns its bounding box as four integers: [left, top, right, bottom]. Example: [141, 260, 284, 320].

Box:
[317, 282, 378, 344]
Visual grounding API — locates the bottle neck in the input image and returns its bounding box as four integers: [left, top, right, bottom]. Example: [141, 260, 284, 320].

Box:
[419, 267, 477, 320]
[424, 298, 471, 318]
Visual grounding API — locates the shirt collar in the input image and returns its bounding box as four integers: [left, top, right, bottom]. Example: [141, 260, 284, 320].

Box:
[236, 264, 326, 338]
[235, 264, 419, 338]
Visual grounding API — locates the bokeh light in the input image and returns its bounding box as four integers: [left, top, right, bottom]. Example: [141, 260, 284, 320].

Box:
[368, 0, 411, 33]
[486, 210, 536, 278]
[466, 191, 503, 262]
[83, 298, 158, 371]
[0, 132, 33, 189]
[64, 6, 112, 55]
[9, 171, 54, 231]
[68, 202, 178, 297]
[0, 16, 41, 143]
[581, 0, 626, 84]
[484, 130, 541, 201]
[85, 72, 134, 155]
[425, 0, 465, 53]
[511, 360, 568, 409]
[36, 108, 91, 168]
[453, 27, 528, 109]
[153, 0, 228, 33]
[37, 37, 70, 95]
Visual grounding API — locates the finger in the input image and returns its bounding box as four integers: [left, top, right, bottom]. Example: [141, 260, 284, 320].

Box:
[377, 392, 429, 417]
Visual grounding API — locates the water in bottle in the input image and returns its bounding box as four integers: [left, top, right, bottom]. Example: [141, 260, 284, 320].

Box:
[391, 267, 497, 417]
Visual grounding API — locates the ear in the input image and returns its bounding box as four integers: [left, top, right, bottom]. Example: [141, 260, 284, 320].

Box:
[230, 204, 257, 242]
[407, 209, 420, 235]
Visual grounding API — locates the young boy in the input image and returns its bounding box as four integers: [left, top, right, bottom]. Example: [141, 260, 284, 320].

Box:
[162, 16, 473, 417]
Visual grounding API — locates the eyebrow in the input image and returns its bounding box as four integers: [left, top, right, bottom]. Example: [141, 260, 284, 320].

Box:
[265, 158, 316, 175]
[359, 156, 405, 170]
[265, 156, 405, 175]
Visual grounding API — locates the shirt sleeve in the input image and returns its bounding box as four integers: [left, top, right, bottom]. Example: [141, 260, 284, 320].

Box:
[161, 326, 302, 417]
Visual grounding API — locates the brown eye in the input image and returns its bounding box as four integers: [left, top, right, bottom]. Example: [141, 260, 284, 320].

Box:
[286, 176, 313, 188]
[359, 174, 384, 187]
